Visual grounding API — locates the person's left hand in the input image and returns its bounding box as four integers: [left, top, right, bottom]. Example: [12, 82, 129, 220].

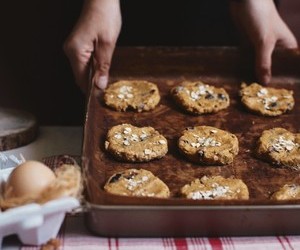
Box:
[230, 0, 298, 84]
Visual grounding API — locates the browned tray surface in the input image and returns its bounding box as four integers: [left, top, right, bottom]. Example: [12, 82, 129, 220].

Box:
[83, 47, 300, 236]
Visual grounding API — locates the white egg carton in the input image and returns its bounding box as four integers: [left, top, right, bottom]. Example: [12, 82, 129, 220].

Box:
[0, 167, 80, 247]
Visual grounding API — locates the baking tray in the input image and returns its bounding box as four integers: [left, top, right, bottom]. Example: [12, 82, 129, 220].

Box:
[82, 47, 300, 237]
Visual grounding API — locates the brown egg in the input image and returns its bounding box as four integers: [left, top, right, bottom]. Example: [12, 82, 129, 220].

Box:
[4, 161, 56, 199]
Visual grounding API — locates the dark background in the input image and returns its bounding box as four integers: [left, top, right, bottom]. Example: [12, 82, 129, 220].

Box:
[0, 1, 298, 125]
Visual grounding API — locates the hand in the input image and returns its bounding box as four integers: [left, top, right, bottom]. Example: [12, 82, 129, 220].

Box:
[230, 0, 298, 84]
[64, 0, 121, 93]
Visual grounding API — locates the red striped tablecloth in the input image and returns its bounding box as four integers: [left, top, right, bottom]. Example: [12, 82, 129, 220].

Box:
[21, 213, 300, 250]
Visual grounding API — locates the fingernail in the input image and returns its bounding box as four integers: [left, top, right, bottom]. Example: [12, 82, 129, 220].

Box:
[264, 77, 270, 85]
[257, 68, 271, 85]
[262, 73, 271, 85]
[95, 76, 108, 90]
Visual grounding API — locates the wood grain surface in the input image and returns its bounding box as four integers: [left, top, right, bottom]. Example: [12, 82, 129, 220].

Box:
[0, 108, 38, 151]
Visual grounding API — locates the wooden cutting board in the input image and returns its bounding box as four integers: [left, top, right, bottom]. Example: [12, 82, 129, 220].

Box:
[0, 108, 38, 151]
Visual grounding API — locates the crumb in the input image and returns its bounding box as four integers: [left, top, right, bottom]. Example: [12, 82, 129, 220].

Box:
[41, 238, 61, 250]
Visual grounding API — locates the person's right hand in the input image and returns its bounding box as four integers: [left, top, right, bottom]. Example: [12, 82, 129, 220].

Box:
[230, 0, 298, 84]
[64, 0, 121, 93]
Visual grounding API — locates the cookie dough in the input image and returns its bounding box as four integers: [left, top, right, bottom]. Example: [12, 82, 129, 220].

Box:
[170, 81, 230, 114]
[240, 82, 294, 116]
[104, 168, 170, 198]
[105, 124, 168, 162]
[178, 126, 239, 165]
[181, 175, 249, 200]
[104, 80, 160, 112]
[256, 127, 300, 169]
[271, 184, 300, 200]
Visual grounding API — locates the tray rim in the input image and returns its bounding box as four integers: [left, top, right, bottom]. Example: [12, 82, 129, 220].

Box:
[85, 200, 300, 210]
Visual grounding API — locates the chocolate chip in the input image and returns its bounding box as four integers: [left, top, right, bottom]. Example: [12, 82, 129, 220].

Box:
[109, 173, 122, 183]
[124, 172, 138, 180]
[217, 93, 227, 100]
[270, 102, 277, 108]
[205, 93, 214, 99]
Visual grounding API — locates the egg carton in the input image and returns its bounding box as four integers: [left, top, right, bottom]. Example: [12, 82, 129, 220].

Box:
[0, 167, 80, 247]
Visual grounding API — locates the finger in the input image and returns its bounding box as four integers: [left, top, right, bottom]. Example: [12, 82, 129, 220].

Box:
[255, 41, 275, 85]
[69, 56, 90, 94]
[92, 39, 116, 90]
[64, 40, 91, 93]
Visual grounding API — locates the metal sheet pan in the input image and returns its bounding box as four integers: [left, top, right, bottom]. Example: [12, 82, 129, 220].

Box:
[82, 47, 300, 236]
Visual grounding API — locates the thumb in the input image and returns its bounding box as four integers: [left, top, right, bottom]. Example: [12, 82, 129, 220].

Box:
[92, 41, 115, 90]
[255, 41, 275, 85]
